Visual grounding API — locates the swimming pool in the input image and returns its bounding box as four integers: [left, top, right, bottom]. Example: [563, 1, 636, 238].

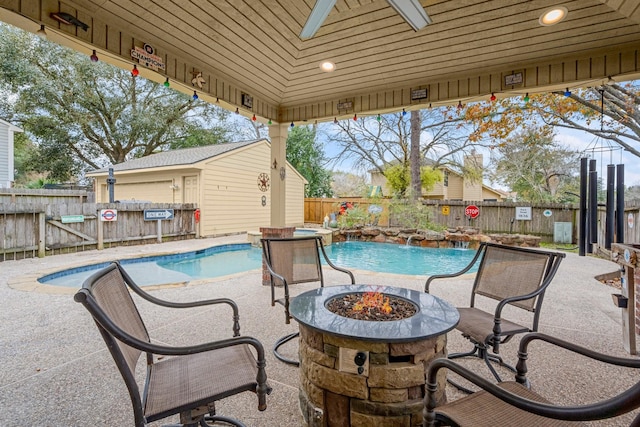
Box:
[39, 241, 478, 287]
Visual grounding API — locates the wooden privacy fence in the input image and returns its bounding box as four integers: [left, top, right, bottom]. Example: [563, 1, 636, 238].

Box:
[305, 198, 577, 241]
[306, 198, 640, 247]
[0, 188, 93, 204]
[0, 203, 197, 261]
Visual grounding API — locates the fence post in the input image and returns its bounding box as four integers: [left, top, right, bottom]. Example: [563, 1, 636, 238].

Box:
[157, 220, 162, 243]
[97, 209, 104, 250]
[38, 212, 45, 258]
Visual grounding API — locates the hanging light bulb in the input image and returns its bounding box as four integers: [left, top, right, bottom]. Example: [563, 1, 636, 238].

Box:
[353, 113, 357, 121]
[131, 64, 139, 77]
[36, 24, 47, 38]
[429, 103, 432, 108]
[334, 117, 338, 124]
[402, 108, 407, 116]
[524, 93, 530, 103]
[376, 113, 381, 121]
[490, 92, 496, 101]
[192, 91, 198, 100]
[235, 108, 239, 114]
[290, 121, 295, 128]
[216, 97, 220, 103]
[457, 100, 463, 110]
[252, 114, 257, 121]
[268, 119, 272, 125]
[90, 50, 99, 62]
[564, 87, 571, 97]
[163, 78, 170, 88]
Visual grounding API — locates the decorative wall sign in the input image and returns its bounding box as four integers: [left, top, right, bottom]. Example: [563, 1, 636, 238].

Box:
[411, 88, 428, 100]
[337, 100, 353, 110]
[258, 173, 270, 191]
[242, 93, 253, 109]
[504, 72, 523, 87]
[191, 71, 205, 89]
[515, 206, 532, 220]
[131, 44, 165, 71]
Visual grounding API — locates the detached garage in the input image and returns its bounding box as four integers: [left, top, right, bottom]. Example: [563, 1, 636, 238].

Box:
[87, 139, 307, 237]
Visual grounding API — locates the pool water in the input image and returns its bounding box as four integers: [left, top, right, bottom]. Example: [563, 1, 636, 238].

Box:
[39, 241, 478, 287]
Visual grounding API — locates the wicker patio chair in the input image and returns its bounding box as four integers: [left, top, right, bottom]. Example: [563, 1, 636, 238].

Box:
[74, 262, 271, 427]
[425, 242, 565, 387]
[424, 332, 640, 426]
[261, 235, 355, 365]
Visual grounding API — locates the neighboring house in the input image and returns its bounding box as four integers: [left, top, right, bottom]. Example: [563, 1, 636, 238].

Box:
[87, 139, 307, 237]
[370, 153, 504, 202]
[0, 119, 23, 188]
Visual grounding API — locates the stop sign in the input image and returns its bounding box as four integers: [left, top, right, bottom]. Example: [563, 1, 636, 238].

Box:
[465, 205, 480, 219]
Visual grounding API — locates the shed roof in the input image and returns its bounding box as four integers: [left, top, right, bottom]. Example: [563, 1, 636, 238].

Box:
[88, 139, 264, 175]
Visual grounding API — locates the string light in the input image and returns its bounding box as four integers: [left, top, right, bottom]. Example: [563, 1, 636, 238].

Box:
[252, 114, 257, 121]
[216, 97, 219, 103]
[290, 121, 295, 128]
[268, 119, 272, 125]
[402, 108, 407, 116]
[90, 50, 99, 62]
[334, 117, 338, 124]
[164, 78, 170, 88]
[192, 91, 198, 100]
[457, 100, 463, 110]
[429, 103, 432, 108]
[131, 64, 139, 77]
[524, 93, 530, 103]
[564, 87, 571, 97]
[490, 92, 496, 101]
[376, 113, 381, 121]
[235, 108, 239, 114]
[353, 113, 357, 121]
[36, 24, 47, 38]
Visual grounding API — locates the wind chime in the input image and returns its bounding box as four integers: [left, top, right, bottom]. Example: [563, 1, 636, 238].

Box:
[579, 89, 625, 255]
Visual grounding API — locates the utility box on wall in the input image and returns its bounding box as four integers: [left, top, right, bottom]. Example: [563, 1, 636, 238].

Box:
[554, 222, 572, 244]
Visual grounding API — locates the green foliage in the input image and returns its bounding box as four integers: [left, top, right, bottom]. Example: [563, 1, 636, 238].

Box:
[488, 126, 581, 202]
[286, 125, 333, 197]
[384, 164, 443, 197]
[336, 205, 369, 228]
[0, 22, 232, 180]
[389, 199, 444, 231]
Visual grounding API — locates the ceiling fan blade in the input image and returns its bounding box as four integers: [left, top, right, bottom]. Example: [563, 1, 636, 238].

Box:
[387, 0, 432, 31]
[300, 0, 337, 39]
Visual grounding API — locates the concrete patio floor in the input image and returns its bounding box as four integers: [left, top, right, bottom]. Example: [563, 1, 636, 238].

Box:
[0, 235, 638, 426]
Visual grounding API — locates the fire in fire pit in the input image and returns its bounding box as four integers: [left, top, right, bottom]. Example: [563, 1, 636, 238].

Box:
[326, 291, 418, 321]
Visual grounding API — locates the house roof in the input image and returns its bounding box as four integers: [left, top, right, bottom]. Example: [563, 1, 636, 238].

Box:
[88, 139, 264, 175]
[0, 118, 23, 133]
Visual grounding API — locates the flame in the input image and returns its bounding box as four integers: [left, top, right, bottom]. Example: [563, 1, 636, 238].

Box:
[352, 291, 392, 314]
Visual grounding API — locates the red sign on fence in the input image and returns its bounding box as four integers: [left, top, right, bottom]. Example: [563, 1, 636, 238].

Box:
[465, 205, 480, 219]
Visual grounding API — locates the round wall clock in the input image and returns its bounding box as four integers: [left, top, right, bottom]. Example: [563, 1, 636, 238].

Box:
[258, 173, 270, 192]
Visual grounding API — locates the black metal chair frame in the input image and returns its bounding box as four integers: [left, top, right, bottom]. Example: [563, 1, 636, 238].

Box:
[261, 235, 355, 366]
[424, 332, 640, 426]
[74, 261, 271, 427]
[425, 242, 565, 388]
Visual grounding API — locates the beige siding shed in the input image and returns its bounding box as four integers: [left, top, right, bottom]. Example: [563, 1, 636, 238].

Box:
[87, 139, 307, 237]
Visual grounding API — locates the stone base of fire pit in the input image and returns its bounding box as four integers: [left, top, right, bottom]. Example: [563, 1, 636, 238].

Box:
[298, 323, 448, 427]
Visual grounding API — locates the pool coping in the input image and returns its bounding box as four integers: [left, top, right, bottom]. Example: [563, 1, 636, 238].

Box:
[8, 242, 262, 295]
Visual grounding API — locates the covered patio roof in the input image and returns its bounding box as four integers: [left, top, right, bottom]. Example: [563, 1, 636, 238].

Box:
[1, 0, 639, 125]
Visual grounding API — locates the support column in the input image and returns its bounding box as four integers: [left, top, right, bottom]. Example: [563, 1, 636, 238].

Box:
[269, 123, 288, 227]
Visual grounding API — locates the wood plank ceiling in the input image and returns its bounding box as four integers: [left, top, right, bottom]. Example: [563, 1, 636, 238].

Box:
[1, 0, 640, 124]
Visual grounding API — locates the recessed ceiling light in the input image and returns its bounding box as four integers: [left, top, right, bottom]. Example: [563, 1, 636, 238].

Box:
[320, 61, 336, 72]
[539, 6, 568, 26]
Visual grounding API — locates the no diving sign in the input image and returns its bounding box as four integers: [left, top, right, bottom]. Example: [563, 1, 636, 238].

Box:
[100, 209, 118, 222]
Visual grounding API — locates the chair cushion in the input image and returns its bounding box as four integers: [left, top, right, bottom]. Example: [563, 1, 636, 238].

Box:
[457, 307, 530, 345]
[144, 344, 258, 422]
[435, 381, 585, 426]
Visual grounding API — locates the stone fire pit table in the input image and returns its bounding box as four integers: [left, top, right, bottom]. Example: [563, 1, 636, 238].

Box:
[290, 284, 459, 427]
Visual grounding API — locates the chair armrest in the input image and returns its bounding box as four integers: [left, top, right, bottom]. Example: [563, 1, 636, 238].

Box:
[115, 261, 242, 336]
[425, 244, 486, 293]
[318, 243, 355, 284]
[425, 334, 640, 425]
